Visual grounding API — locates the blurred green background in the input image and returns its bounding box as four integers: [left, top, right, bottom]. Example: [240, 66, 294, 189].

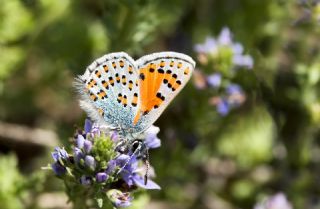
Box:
[1, 0, 320, 208]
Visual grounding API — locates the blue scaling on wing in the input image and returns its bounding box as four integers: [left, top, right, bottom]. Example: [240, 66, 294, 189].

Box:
[74, 52, 143, 136]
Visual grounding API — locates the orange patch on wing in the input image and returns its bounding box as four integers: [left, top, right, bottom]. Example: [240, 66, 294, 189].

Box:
[121, 95, 128, 107]
[95, 70, 101, 78]
[97, 90, 107, 99]
[184, 67, 190, 75]
[119, 60, 124, 68]
[89, 92, 97, 101]
[103, 65, 109, 73]
[133, 63, 166, 125]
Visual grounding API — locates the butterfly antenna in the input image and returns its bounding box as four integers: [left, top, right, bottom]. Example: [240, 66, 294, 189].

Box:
[143, 148, 150, 185]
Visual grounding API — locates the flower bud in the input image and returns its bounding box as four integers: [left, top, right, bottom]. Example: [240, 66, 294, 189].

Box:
[74, 148, 84, 163]
[96, 172, 108, 183]
[51, 162, 66, 176]
[85, 155, 96, 170]
[80, 175, 91, 186]
[84, 140, 93, 153]
[76, 135, 85, 148]
[105, 160, 117, 175]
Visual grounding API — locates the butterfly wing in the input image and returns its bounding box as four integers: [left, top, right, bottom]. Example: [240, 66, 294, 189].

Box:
[133, 52, 195, 130]
[75, 52, 141, 132]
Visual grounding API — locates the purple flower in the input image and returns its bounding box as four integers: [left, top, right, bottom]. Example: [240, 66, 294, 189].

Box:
[218, 27, 232, 45]
[232, 42, 244, 54]
[116, 154, 161, 189]
[105, 160, 117, 175]
[51, 147, 68, 162]
[80, 175, 92, 186]
[194, 37, 218, 54]
[144, 125, 161, 149]
[226, 84, 246, 106]
[85, 155, 96, 170]
[232, 54, 253, 69]
[207, 73, 222, 88]
[84, 119, 92, 133]
[84, 140, 93, 153]
[216, 99, 230, 116]
[107, 189, 133, 208]
[74, 147, 84, 163]
[51, 162, 66, 176]
[76, 135, 85, 149]
[132, 175, 161, 190]
[194, 27, 254, 70]
[254, 193, 292, 209]
[226, 84, 242, 95]
[110, 131, 119, 142]
[96, 172, 108, 183]
[116, 154, 136, 187]
[89, 124, 101, 138]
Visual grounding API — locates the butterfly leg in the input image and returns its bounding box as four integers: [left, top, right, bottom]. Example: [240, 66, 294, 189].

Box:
[116, 141, 142, 175]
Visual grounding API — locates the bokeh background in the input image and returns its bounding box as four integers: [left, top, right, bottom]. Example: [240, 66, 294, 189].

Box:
[1, 0, 320, 208]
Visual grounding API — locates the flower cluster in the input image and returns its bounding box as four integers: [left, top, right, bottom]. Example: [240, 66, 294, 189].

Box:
[194, 27, 253, 70]
[253, 193, 293, 209]
[193, 27, 252, 116]
[50, 119, 161, 208]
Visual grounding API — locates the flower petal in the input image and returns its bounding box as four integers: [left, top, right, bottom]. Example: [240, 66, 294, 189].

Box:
[132, 174, 161, 190]
[84, 119, 92, 133]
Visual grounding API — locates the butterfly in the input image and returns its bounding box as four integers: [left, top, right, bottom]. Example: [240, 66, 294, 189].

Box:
[75, 51, 195, 137]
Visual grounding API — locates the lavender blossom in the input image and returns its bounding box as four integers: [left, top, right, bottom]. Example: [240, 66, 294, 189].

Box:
[51, 147, 68, 162]
[207, 73, 222, 88]
[85, 155, 96, 170]
[233, 54, 253, 69]
[116, 154, 161, 190]
[105, 159, 117, 175]
[194, 37, 217, 54]
[96, 172, 108, 183]
[194, 27, 254, 69]
[216, 99, 230, 116]
[80, 175, 92, 186]
[218, 27, 232, 45]
[254, 193, 293, 209]
[76, 135, 85, 149]
[51, 162, 66, 176]
[74, 147, 84, 163]
[144, 125, 161, 149]
[84, 140, 93, 153]
[48, 119, 162, 208]
[84, 119, 92, 134]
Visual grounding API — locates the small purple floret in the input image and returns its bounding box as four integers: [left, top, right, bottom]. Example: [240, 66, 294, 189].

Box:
[80, 175, 92, 186]
[96, 172, 108, 183]
[84, 119, 93, 134]
[51, 147, 68, 162]
[51, 162, 66, 176]
[76, 135, 85, 149]
[207, 73, 222, 88]
[105, 160, 117, 175]
[216, 99, 230, 116]
[144, 126, 161, 149]
[84, 140, 93, 153]
[74, 147, 84, 163]
[85, 155, 96, 169]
